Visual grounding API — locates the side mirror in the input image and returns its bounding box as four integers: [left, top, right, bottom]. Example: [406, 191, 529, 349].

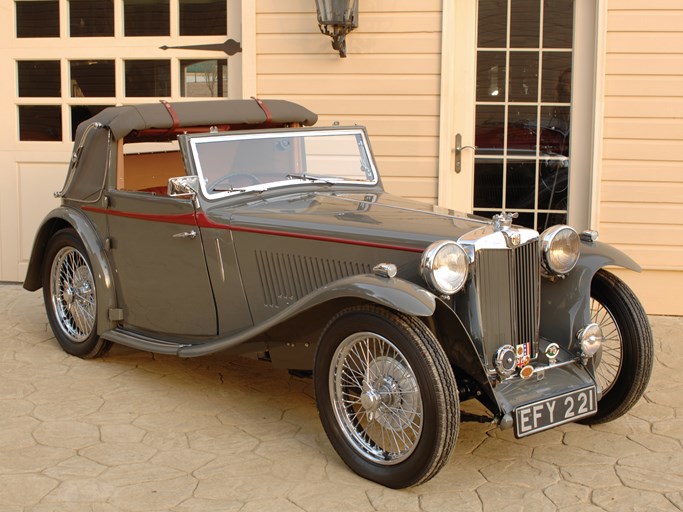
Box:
[168, 176, 200, 197]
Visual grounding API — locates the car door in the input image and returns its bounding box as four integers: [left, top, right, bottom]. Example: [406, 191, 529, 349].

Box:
[105, 190, 217, 336]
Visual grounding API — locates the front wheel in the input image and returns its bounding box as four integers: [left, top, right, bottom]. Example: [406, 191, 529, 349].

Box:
[42, 228, 110, 359]
[314, 305, 459, 488]
[580, 269, 653, 424]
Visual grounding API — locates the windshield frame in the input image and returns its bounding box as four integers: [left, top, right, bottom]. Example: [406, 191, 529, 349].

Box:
[186, 127, 380, 200]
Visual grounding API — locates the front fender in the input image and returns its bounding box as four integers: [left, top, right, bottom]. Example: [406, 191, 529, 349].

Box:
[175, 274, 436, 357]
[23, 206, 118, 334]
[540, 240, 641, 348]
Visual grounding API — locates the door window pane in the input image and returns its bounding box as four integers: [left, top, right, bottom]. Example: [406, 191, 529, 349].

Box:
[19, 105, 62, 141]
[474, 159, 504, 209]
[476, 105, 506, 156]
[71, 105, 112, 140]
[506, 160, 536, 209]
[540, 106, 570, 156]
[124, 0, 169, 36]
[16, 0, 59, 38]
[18, 61, 61, 97]
[507, 105, 537, 156]
[543, 0, 573, 48]
[508, 51, 538, 102]
[70, 0, 114, 37]
[510, 0, 540, 48]
[477, 0, 507, 48]
[181, 60, 228, 97]
[125, 60, 170, 97]
[476, 52, 506, 102]
[70, 60, 115, 97]
[542, 53, 572, 103]
[538, 160, 569, 211]
[179, 0, 226, 36]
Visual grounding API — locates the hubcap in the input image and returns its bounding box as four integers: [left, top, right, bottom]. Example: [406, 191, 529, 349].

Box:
[50, 246, 96, 343]
[330, 333, 422, 465]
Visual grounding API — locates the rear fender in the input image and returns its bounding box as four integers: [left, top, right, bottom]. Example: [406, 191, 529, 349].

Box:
[23, 206, 118, 334]
[540, 240, 642, 348]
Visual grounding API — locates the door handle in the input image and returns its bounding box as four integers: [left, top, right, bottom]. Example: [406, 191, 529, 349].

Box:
[455, 133, 476, 173]
[173, 230, 197, 239]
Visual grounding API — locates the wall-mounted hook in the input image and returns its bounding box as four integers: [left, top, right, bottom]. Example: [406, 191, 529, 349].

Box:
[455, 133, 477, 173]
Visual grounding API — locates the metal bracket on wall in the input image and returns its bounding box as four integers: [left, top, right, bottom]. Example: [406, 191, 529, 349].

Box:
[455, 133, 476, 174]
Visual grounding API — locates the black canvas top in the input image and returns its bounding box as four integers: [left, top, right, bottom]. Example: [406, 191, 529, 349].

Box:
[74, 99, 318, 143]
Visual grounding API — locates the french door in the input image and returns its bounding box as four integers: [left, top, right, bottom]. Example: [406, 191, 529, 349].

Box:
[439, 0, 601, 231]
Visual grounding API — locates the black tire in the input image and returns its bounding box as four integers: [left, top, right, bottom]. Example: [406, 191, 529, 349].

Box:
[42, 228, 111, 359]
[580, 269, 653, 424]
[314, 305, 459, 488]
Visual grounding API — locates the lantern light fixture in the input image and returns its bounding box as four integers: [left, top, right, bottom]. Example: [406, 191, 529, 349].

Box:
[315, 0, 359, 58]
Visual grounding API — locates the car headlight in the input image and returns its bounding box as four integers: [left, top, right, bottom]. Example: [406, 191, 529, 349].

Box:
[540, 225, 580, 275]
[420, 240, 469, 295]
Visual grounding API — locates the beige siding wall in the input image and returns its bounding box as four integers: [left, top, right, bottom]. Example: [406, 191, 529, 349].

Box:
[255, 0, 442, 203]
[601, 0, 683, 314]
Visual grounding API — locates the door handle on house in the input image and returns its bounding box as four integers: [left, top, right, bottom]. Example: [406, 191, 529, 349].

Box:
[455, 133, 476, 173]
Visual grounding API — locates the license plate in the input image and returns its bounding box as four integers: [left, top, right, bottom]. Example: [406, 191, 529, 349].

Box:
[514, 386, 597, 438]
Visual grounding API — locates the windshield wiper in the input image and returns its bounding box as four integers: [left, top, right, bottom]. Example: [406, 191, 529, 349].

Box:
[213, 186, 267, 195]
[286, 174, 333, 184]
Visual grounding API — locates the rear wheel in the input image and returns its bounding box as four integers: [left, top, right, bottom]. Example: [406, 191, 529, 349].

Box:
[42, 228, 110, 359]
[314, 305, 459, 488]
[580, 269, 653, 424]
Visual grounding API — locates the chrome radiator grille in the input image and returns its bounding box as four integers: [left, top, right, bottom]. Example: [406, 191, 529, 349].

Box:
[475, 240, 540, 361]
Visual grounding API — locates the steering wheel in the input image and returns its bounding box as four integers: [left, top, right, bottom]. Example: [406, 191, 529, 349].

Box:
[209, 172, 261, 191]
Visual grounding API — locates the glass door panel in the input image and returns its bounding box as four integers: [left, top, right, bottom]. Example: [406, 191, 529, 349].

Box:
[472, 0, 574, 230]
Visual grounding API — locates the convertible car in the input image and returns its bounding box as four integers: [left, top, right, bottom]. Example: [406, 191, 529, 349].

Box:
[24, 99, 653, 488]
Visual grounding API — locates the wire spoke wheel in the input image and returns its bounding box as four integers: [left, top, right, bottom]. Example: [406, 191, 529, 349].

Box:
[315, 305, 459, 488]
[580, 269, 653, 425]
[50, 246, 96, 342]
[590, 297, 622, 395]
[331, 332, 423, 465]
[42, 228, 110, 359]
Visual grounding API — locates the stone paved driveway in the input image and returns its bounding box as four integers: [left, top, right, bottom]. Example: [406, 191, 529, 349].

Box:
[1, 283, 682, 511]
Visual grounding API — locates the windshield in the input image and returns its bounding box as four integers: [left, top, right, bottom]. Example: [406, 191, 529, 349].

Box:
[189, 129, 378, 198]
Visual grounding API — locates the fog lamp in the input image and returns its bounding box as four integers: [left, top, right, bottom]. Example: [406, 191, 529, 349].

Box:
[578, 323, 603, 358]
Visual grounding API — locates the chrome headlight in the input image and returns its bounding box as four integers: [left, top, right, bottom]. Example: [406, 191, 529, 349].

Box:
[420, 240, 469, 295]
[540, 225, 580, 275]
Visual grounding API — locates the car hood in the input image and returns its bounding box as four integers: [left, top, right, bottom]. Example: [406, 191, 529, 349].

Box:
[202, 192, 492, 250]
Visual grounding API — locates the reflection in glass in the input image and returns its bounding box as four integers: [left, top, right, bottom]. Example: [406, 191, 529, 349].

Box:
[71, 105, 112, 140]
[510, 0, 540, 48]
[19, 105, 62, 141]
[477, 0, 507, 48]
[538, 212, 567, 231]
[181, 60, 228, 97]
[125, 60, 170, 97]
[542, 52, 572, 103]
[476, 52, 506, 102]
[506, 160, 536, 209]
[475, 105, 505, 155]
[16, 0, 59, 38]
[124, 0, 169, 36]
[544, 0, 574, 48]
[18, 61, 61, 97]
[508, 51, 539, 102]
[474, 159, 504, 209]
[179, 0, 227, 36]
[70, 0, 114, 37]
[507, 105, 537, 156]
[514, 212, 535, 229]
[540, 106, 570, 156]
[538, 160, 569, 211]
[70, 60, 115, 97]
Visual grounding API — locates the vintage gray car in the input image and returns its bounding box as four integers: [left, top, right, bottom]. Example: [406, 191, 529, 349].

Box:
[24, 99, 653, 488]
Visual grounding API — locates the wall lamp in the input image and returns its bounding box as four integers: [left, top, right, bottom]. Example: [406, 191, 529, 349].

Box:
[315, 0, 359, 58]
